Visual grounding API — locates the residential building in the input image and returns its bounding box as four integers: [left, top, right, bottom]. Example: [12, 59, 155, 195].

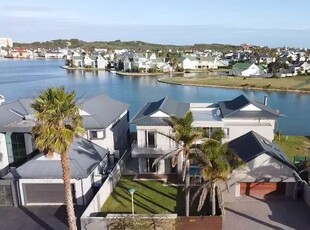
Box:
[224, 131, 297, 201]
[4, 137, 109, 206]
[230, 63, 265, 76]
[0, 94, 129, 206]
[198, 56, 219, 69]
[130, 94, 279, 174]
[179, 56, 199, 69]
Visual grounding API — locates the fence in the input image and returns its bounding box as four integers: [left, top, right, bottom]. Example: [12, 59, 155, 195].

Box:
[80, 150, 130, 229]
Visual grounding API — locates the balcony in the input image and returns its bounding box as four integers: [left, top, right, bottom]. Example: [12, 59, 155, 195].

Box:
[131, 141, 176, 158]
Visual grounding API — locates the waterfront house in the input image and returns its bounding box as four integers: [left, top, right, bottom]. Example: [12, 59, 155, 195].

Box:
[0, 94, 130, 205]
[230, 63, 265, 76]
[44, 51, 64, 59]
[198, 56, 219, 69]
[96, 55, 108, 69]
[224, 131, 297, 201]
[179, 56, 199, 69]
[130, 94, 279, 174]
[4, 137, 109, 206]
[291, 61, 310, 75]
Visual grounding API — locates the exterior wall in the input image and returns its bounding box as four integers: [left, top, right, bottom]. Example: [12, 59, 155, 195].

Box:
[0, 133, 9, 171]
[87, 110, 129, 157]
[230, 153, 296, 184]
[222, 118, 275, 142]
[241, 65, 260, 76]
[182, 58, 198, 69]
[136, 125, 175, 150]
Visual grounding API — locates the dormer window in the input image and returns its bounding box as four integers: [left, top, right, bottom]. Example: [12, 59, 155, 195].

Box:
[89, 130, 106, 140]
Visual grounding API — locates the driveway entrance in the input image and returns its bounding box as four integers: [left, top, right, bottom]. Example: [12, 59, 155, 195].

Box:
[223, 195, 310, 230]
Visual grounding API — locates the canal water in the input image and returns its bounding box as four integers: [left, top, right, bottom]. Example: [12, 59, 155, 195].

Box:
[0, 59, 309, 135]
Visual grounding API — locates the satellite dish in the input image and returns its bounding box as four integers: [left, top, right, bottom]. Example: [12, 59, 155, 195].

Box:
[216, 109, 221, 116]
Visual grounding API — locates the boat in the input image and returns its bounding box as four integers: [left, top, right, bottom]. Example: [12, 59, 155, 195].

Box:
[110, 68, 116, 73]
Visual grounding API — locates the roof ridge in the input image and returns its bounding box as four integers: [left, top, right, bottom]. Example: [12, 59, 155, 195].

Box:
[224, 95, 250, 117]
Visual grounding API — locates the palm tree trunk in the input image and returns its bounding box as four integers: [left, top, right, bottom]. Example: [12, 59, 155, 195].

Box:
[211, 183, 216, 216]
[185, 159, 190, 217]
[61, 152, 77, 230]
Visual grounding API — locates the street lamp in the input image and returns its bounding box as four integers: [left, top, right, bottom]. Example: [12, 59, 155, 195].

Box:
[128, 188, 136, 217]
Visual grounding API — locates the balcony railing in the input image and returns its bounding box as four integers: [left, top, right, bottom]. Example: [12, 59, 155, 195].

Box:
[131, 141, 177, 158]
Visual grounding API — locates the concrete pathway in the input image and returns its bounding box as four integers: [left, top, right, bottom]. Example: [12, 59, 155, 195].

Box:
[223, 196, 310, 230]
[0, 205, 85, 230]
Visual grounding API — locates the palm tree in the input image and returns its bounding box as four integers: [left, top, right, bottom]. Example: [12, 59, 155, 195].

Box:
[191, 139, 242, 215]
[152, 111, 203, 216]
[31, 87, 84, 230]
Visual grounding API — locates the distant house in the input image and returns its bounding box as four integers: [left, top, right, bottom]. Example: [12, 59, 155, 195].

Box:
[217, 59, 230, 67]
[44, 51, 63, 59]
[230, 63, 265, 76]
[224, 131, 298, 201]
[96, 55, 108, 69]
[179, 56, 199, 69]
[257, 54, 274, 64]
[291, 61, 310, 75]
[71, 56, 83, 67]
[199, 56, 219, 69]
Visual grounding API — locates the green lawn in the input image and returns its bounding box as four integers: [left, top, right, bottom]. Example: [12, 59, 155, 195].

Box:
[275, 135, 310, 160]
[101, 176, 178, 215]
[101, 176, 216, 216]
[160, 76, 310, 91]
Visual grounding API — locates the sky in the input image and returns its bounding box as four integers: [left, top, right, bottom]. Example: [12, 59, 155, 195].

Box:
[1, 0, 310, 48]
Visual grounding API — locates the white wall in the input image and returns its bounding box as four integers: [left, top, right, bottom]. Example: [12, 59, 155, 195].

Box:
[81, 151, 128, 217]
[0, 133, 9, 171]
[230, 153, 296, 183]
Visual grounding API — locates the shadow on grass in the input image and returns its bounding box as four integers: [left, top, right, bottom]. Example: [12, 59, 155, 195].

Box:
[175, 187, 221, 216]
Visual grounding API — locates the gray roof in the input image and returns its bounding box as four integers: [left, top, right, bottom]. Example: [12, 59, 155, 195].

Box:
[4, 137, 108, 179]
[0, 98, 35, 132]
[228, 131, 295, 170]
[130, 97, 189, 126]
[79, 94, 129, 129]
[218, 95, 279, 119]
[0, 94, 128, 133]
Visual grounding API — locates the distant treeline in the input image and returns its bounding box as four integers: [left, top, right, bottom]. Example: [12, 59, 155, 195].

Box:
[14, 39, 239, 53]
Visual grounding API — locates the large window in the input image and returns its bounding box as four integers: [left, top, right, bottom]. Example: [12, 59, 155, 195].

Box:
[144, 131, 156, 148]
[11, 133, 26, 162]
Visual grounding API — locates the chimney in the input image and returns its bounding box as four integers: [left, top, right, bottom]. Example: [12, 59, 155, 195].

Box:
[263, 95, 268, 106]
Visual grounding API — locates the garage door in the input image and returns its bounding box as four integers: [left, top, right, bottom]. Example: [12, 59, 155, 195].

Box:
[23, 184, 72, 205]
[240, 183, 286, 196]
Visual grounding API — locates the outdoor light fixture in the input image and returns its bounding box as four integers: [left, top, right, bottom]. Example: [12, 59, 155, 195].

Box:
[128, 188, 136, 217]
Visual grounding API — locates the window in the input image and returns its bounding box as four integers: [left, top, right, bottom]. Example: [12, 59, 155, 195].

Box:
[11, 133, 27, 162]
[89, 130, 105, 140]
[144, 130, 156, 148]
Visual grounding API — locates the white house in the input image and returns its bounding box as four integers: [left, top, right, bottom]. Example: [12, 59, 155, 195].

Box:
[130, 95, 280, 175]
[0, 94, 130, 205]
[198, 56, 219, 69]
[223, 131, 298, 202]
[4, 137, 109, 206]
[230, 63, 265, 76]
[179, 56, 199, 69]
[291, 62, 310, 75]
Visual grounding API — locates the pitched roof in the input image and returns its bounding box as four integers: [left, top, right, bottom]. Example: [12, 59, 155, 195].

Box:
[0, 94, 128, 132]
[4, 137, 108, 179]
[232, 62, 252, 71]
[228, 131, 296, 170]
[218, 95, 279, 119]
[0, 98, 35, 132]
[130, 97, 189, 126]
[79, 94, 129, 129]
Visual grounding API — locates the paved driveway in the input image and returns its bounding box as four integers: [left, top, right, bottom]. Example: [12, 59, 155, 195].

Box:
[0, 205, 85, 230]
[223, 196, 310, 230]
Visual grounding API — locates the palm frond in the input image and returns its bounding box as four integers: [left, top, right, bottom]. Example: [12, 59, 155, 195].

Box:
[197, 183, 211, 211]
[152, 147, 183, 167]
